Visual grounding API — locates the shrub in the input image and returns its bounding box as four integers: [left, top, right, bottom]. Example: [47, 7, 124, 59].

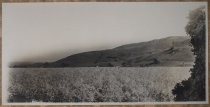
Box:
[172, 6, 206, 101]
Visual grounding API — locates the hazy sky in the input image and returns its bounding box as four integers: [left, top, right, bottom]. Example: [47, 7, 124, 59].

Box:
[3, 2, 207, 63]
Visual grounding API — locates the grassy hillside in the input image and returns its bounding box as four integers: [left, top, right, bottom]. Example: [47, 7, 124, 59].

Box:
[13, 36, 194, 67]
[52, 36, 194, 67]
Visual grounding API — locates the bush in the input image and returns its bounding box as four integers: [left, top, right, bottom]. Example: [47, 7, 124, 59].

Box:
[172, 6, 206, 101]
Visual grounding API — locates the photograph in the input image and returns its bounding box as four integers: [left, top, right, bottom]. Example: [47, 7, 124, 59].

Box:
[2, 2, 208, 105]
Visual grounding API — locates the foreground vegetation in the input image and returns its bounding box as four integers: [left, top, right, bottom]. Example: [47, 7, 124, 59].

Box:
[9, 67, 190, 102]
[172, 6, 206, 101]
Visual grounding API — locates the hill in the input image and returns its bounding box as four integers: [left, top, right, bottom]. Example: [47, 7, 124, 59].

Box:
[13, 36, 194, 67]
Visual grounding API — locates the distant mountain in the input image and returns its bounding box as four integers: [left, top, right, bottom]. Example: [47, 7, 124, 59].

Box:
[12, 36, 194, 68]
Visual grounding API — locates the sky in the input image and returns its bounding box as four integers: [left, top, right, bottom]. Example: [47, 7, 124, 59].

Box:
[2, 2, 207, 64]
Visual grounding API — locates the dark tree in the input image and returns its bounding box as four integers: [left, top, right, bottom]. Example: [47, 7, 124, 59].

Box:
[172, 6, 206, 101]
[153, 58, 160, 64]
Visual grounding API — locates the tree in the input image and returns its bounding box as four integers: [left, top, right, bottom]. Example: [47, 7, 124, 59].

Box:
[172, 6, 206, 101]
[153, 58, 160, 64]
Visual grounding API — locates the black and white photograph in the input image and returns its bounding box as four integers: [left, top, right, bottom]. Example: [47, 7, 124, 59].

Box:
[2, 2, 208, 105]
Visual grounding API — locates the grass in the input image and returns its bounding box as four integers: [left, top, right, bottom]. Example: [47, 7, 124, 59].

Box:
[8, 67, 191, 102]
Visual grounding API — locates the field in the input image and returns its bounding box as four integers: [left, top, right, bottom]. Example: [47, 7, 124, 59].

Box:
[8, 67, 191, 102]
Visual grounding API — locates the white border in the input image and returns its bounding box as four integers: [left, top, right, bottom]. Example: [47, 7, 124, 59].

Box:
[2, 2, 209, 105]
[3, 101, 209, 105]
